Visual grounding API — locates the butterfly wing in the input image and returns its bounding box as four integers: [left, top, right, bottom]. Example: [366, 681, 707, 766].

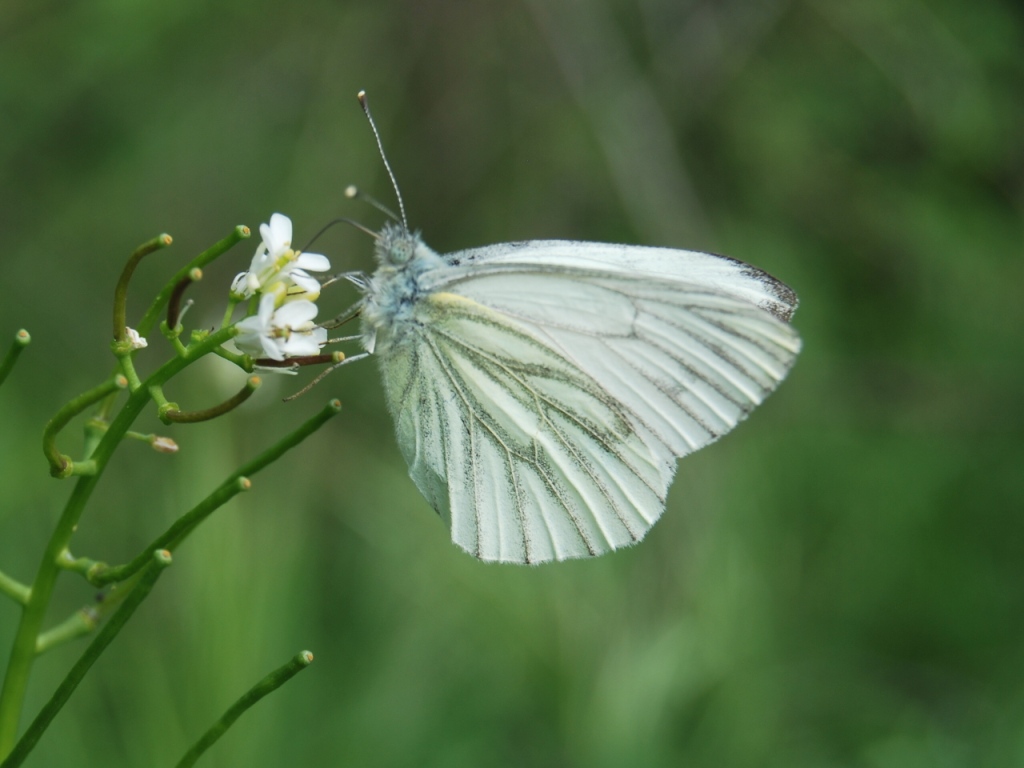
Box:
[433, 240, 799, 322]
[379, 241, 801, 564]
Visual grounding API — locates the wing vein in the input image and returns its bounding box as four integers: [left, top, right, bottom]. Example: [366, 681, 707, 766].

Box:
[430, 322, 662, 498]
[421, 332, 609, 558]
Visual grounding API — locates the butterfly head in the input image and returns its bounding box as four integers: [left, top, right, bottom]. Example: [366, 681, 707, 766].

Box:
[375, 222, 421, 267]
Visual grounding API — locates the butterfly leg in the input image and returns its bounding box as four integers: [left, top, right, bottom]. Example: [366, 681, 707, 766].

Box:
[283, 352, 371, 401]
[320, 301, 363, 330]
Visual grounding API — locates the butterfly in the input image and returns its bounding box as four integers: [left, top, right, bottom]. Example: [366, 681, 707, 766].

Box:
[345, 92, 801, 564]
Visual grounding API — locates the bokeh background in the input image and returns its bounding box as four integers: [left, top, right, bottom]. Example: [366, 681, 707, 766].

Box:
[2, 0, 1023, 766]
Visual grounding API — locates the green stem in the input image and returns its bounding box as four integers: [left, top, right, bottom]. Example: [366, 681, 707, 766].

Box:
[91, 477, 250, 587]
[0, 572, 29, 607]
[91, 398, 342, 587]
[0, 325, 236, 758]
[166, 268, 203, 331]
[92, 226, 251, 425]
[135, 226, 250, 339]
[175, 650, 314, 768]
[116, 430, 180, 454]
[210, 345, 249, 369]
[113, 234, 173, 343]
[0, 331, 30, 390]
[114, 348, 144, 393]
[0, 551, 172, 768]
[42, 375, 128, 479]
[148, 383, 174, 413]
[33, 610, 96, 657]
[162, 322, 189, 359]
[161, 376, 261, 424]
[55, 550, 105, 580]
[220, 297, 241, 331]
[35, 573, 143, 656]
[81, 419, 108, 459]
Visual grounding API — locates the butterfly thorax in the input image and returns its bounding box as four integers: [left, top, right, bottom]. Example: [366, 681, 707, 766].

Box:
[360, 224, 445, 354]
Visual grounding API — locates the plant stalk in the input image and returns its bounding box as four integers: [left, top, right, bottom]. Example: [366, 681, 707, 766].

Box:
[0, 326, 236, 758]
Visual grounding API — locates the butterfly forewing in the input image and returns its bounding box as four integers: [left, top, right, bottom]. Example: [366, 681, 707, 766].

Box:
[429, 241, 799, 322]
[427, 248, 801, 454]
[375, 240, 800, 564]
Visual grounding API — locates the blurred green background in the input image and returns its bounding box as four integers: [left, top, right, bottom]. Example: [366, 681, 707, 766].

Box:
[2, 0, 1023, 765]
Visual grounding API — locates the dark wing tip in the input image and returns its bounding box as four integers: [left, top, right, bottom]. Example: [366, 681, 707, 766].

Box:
[705, 248, 799, 323]
[741, 265, 799, 323]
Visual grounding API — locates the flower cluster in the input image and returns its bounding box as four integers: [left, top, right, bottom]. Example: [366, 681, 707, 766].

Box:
[232, 214, 331, 370]
[231, 213, 330, 301]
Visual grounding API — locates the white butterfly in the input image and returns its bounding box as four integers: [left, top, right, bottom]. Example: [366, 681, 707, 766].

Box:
[344, 93, 801, 564]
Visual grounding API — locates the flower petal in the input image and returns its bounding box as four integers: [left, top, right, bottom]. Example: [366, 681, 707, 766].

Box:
[268, 213, 292, 251]
[274, 300, 318, 327]
[249, 247, 272, 273]
[257, 292, 277, 324]
[295, 252, 330, 272]
[258, 222, 274, 251]
[287, 270, 322, 297]
[280, 332, 323, 357]
[234, 329, 264, 357]
[261, 335, 285, 360]
[125, 327, 148, 350]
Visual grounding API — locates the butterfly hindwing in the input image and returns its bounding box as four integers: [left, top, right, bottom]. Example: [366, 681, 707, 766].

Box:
[379, 289, 669, 563]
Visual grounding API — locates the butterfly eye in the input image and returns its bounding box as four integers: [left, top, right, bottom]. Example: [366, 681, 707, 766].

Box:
[388, 239, 415, 265]
[375, 223, 417, 266]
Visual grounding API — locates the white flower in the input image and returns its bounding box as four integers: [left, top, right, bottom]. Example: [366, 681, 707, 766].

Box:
[231, 213, 330, 300]
[125, 327, 147, 350]
[235, 293, 328, 363]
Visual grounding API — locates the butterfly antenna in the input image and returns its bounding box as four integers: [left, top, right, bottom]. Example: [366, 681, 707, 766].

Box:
[357, 90, 409, 232]
[299, 217, 379, 256]
[345, 185, 400, 223]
